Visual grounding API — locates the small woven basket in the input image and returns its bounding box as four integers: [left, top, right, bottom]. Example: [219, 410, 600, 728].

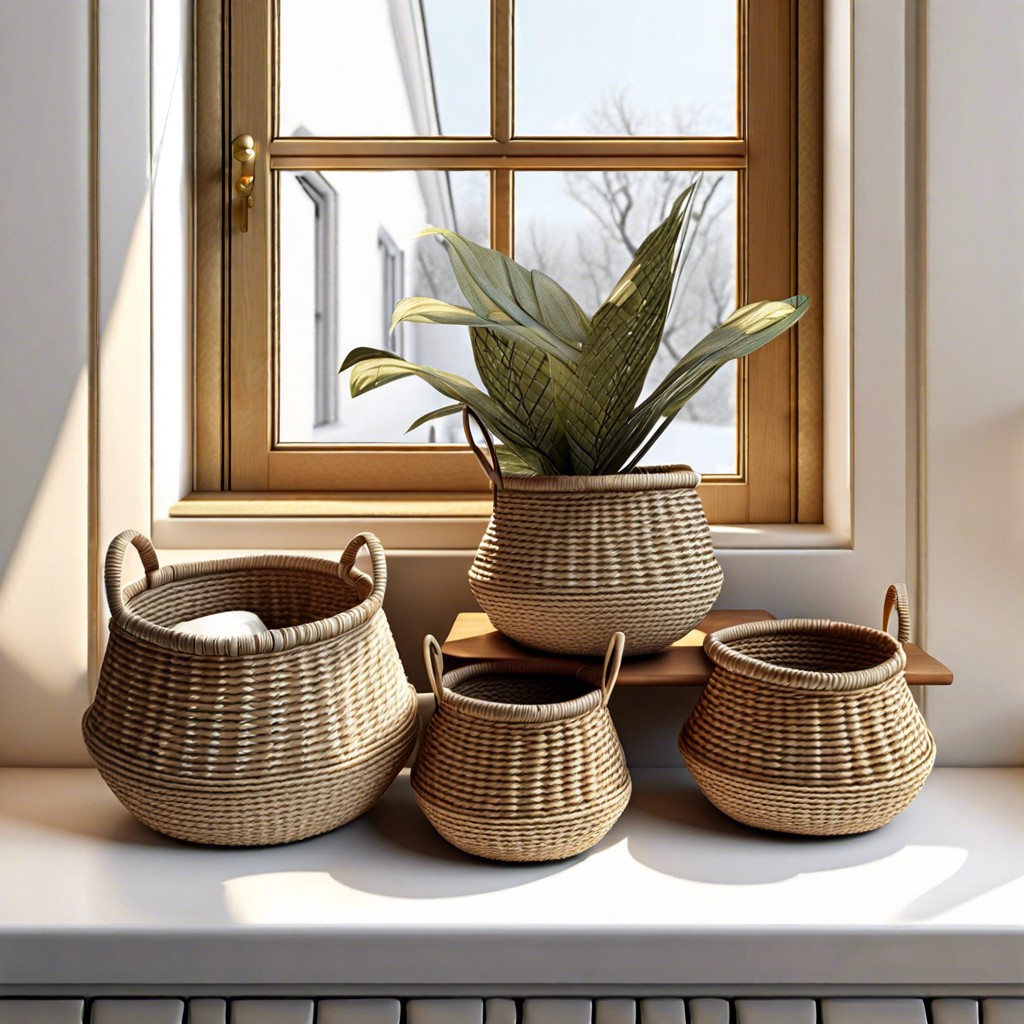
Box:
[83, 530, 418, 846]
[463, 409, 723, 657]
[678, 584, 936, 836]
[411, 631, 632, 862]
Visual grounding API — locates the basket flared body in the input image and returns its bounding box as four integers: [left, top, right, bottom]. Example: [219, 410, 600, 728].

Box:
[84, 537, 418, 846]
[411, 661, 632, 862]
[678, 619, 936, 836]
[468, 468, 723, 656]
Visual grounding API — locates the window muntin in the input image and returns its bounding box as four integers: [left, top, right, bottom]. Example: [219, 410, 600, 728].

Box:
[196, 0, 822, 522]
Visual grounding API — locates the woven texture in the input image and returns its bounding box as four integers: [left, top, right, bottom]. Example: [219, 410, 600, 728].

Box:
[411, 637, 632, 862]
[679, 596, 936, 836]
[468, 467, 723, 656]
[83, 530, 418, 846]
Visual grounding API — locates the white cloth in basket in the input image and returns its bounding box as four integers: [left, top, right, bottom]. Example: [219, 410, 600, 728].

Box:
[171, 610, 269, 639]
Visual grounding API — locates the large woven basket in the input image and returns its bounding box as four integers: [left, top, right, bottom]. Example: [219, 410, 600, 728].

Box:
[83, 530, 418, 846]
[678, 584, 936, 836]
[463, 410, 723, 657]
[411, 632, 632, 862]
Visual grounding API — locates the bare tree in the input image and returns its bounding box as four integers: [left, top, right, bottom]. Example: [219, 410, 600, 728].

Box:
[409, 99, 739, 434]
[517, 97, 739, 425]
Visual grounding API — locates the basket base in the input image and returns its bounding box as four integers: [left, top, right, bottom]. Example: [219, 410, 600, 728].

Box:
[476, 592, 718, 657]
[87, 700, 420, 847]
[413, 784, 632, 863]
[681, 750, 936, 837]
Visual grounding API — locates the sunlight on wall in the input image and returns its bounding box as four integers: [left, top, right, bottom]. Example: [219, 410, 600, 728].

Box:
[97, 204, 152, 673]
[0, 369, 89, 695]
[0, 165, 148, 766]
[0, 369, 89, 764]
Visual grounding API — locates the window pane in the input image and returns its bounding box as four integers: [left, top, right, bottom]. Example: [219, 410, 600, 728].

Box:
[278, 0, 489, 137]
[514, 170, 739, 475]
[514, 0, 738, 137]
[277, 170, 489, 444]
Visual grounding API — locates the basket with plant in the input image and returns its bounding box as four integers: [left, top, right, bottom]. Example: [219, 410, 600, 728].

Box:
[342, 183, 808, 656]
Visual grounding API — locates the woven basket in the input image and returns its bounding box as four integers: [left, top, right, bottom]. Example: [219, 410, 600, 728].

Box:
[411, 631, 632, 862]
[83, 530, 419, 846]
[463, 410, 723, 656]
[678, 584, 936, 836]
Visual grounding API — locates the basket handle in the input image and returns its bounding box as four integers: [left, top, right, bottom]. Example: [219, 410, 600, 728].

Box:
[882, 582, 912, 644]
[339, 532, 388, 603]
[600, 631, 626, 706]
[422, 634, 446, 707]
[104, 530, 160, 617]
[462, 405, 504, 490]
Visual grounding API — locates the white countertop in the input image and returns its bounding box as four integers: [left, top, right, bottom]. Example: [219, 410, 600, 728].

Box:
[1, 767, 1022, 990]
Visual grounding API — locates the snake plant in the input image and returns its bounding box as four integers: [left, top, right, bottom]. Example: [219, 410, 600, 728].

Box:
[341, 184, 809, 476]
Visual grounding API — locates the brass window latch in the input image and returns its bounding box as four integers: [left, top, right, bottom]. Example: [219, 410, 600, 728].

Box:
[232, 134, 257, 233]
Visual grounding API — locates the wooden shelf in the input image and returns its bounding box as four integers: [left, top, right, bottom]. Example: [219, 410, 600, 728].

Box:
[442, 611, 954, 686]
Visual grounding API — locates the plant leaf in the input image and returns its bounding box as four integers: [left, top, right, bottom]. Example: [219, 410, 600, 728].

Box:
[495, 445, 536, 476]
[391, 296, 578, 363]
[341, 347, 556, 474]
[599, 296, 811, 472]
[546, 183, 698, 473]
[470, 326, 573, 474]
[529, 269, 591, 348]
[418, 226, 586, 364]
[404, 403, 463, 434]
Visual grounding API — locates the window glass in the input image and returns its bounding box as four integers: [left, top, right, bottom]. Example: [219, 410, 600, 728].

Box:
[277, 170, 490, 444]
[514, 0, 738, 137]
[278, 0, 490, 137]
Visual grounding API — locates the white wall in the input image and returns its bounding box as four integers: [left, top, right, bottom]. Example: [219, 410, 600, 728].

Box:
[1, 0, 1022, 768]
[0, 0, 91, 765]
[922, 0, 1024, 765]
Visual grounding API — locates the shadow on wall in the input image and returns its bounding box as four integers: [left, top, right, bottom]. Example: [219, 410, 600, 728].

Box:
[380, 550, 476, 692]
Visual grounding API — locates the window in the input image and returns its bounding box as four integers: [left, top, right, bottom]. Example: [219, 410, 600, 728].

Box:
[193, 0, 822, 523]
[293, 169, 338, 429]
[378, 228, 405, 357]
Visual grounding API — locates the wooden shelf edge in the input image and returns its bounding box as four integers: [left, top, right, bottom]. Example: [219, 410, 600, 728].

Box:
[442, 611, 954, 687]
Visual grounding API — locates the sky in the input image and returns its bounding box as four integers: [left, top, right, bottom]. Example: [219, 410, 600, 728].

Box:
[420, 0, 737, 238]
[422, 0, 737, 138]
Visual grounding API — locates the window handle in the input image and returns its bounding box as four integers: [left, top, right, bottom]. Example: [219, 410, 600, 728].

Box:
[232, 134, 257, 233]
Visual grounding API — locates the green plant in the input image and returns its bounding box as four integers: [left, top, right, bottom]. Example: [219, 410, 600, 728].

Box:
[341, 183, 809, 476]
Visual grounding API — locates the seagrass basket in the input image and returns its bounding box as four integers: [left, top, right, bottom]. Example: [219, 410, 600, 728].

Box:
[411, 632, 632, 862]
[463, 410, 723, 657]
[678, 584, 936, 836]
[83, 530, 419, 846]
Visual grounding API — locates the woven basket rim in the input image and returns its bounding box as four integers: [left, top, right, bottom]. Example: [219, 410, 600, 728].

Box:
[438, 658, 607, 722]
[111, 553, 381, 656]
[704, 618, 907, 692]
[498, 465, 700, 493]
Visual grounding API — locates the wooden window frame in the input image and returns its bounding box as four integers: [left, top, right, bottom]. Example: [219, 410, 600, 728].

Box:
[192, 0, 822, 524]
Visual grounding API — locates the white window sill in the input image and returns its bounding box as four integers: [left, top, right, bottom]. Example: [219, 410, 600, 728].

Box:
[153, 501, 851, 553]
[1, 766, 1020, 991]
